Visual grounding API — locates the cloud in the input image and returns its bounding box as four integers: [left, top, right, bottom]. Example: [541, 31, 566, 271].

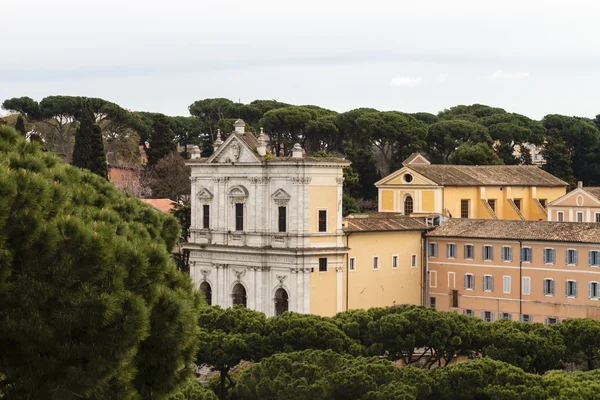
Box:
[488, 70, 529, 80]
[437, 73, 448, 83]
[390, 75, 422, 87]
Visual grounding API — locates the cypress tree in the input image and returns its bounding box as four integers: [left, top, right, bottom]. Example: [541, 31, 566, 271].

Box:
[14, 114, 27, 136]
[72, 100, 108, 178]
[147, 113, 175, 166]
[0, 125, 201, 398]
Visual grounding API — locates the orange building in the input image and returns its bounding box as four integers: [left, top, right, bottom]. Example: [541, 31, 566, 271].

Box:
[547, 182, 600, 223]
[425, 219, 600, 324]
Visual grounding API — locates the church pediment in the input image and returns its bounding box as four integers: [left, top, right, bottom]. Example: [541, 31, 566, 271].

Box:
[197, 188, 213, 200]
[375, 166, 438, 187]
[272, 188, 291, 205]
[206, 135, 262, 164]
[548, 188, 600, 207]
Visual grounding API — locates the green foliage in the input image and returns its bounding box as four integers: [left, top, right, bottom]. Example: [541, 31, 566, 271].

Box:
[449, 142, 503, 165]
[72, 99, 108, 179]
[0, 125, 201, 399]
[426, 119, 492, 163]
[147, 152, 191, 201]
[147, 114, 176, 166]
[560, 318, 600, 370]
[14, 115, 26, 136]
[343, 193, 360, 216]
[166, 378, 219, 400]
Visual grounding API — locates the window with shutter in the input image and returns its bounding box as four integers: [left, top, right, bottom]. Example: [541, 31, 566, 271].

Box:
[558, 212, 564, 222]
[502, 246, 512, 262]
[566, 249, 578, 265]
[447, 244, 456, 258]
[522, 277, 531, 295]
[464, 273, 474, 290]
[590, 282, 600, 299]
[590, 251, 600, 267]
[520, 314, 532, 322]
[566, 280, 577, 297]
[544, 278, 555, 296]
[483, 275, 493, 291]
[521, 247, 532, 262]
[483, 245, 493, 261]
[503, 276, 511, 294]
[500, 312, 511, 320]
[544, 248, 555, 264]
[429, 243, 438, 258]
[464, 244, 474, 260]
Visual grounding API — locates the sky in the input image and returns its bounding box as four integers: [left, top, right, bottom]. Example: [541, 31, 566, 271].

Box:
[1, 0, 599, 120]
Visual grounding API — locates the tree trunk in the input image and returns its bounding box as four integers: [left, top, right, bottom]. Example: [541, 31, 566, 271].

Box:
[220, 369, 226, 400]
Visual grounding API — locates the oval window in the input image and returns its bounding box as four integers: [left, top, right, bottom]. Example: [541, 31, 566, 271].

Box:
[404, 174, 413, 183]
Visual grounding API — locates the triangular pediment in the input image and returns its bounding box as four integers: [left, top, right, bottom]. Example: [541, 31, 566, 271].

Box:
[548, 188, 600, 207]
[197, 188, 213, 200]
[206, 134, 262, 164]
[228, 185, 249, 198]
[375, 166, 438, 187]
[272, 188, 291, 200]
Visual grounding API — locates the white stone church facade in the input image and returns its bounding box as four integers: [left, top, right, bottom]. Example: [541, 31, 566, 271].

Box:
[184, 120, 349, 316]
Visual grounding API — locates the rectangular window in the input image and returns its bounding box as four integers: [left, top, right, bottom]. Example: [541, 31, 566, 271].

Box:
[202, 204, 210, 229]
[235, 203, 244, 231]
[539, 199, 547, 208]
[543, 278, 555, 296]
[392, 255, 398, 269]
[500, 312, 512, 320]
[596, 213, 600, 223]
[278, 206, 287, 232]
[411, 254, 417, 268]
[429, 242, 438, 258]
[483, 275, 494, 291]
[566, 249, 578, 265]
[514, 199, 521, 210]
[429, 297, 436, 309]
[451, 290, 459, 308]
[522, 277, 531, 295]
[488, 199, 496, 212]
[520, 314, 532, 323]
[461, 199, 470, 218]
[464, 244, 474, 260]
[318, 210, 327, 232]
[558, 212, 564, 222]
[447, 243, 457, 259]
[448, 272, 456, 288]
[373, 256, 379, 270]
[545, 317, 560, 325]
[521, 247, 532, 263]
[349, 257, 356, 271]
[503, 276, 511, 294]
[482, 311, 495, 322]
[318, 257, 327, 272]
[464, 273, 474, 290]
[483, 245, 494, 261]
[577, 212, 584, 223]
[544, 248, 556, 264]
[501, 246, 513, 262]
[589, 281, 600, 299]
[566, 280, 577, 297]
[430, 270, 437, 288]
[463, 309, 475, 317]
[590, 251, 600, 267]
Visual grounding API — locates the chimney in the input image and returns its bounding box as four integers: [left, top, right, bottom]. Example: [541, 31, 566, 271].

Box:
[578, 181, 583, 188]
[190, 145, 201, 160]
[292, 143, 303, 158]
[256, 127, 268, 157]
[234, 119, 245, 134]
[214, 129, 223, 150]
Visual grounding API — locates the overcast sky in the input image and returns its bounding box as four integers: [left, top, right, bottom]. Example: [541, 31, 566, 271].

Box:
[1, 0, 599, 119]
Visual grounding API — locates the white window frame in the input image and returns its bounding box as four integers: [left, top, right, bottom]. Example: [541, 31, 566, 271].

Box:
[521, 246, 532, 263]
[429, 242, 438, 258]
[577, 212, 584, 222]
[501, 246, 512, 262]
[557, 211, 564, 222]
[544, 278, 555, 297]
[465, 273, 474, 290]
[483, 245, 493, 261]
[566, 279, 577, 298]
[372, 256, 379, 270]
[595, 212, 600, 223]
[520, 314, 532, 323]
[430, 270, 438, 288]
[464, 309, 475, 317]
[590, 281, 600, 300]
[464, 244, 474, 260]
[522, 276, 531, 295]
[391, 255, 399, 269]
[317, 209, 328, 233]
[545, 317, 560, 325]
[447, 243, 457, 259]
[503, 276, 511, 294]
[590, 250, 600, 267]
[544, 248, 555, 265]
[566, 248, 578, 266]
[448, 272, 456, 289]
[483, 274, 493, 292]
[349, 257, 356, 272]
[411, 254, 417, 268]
[500, 312, 511, 320]
[483, 311, 494, 322]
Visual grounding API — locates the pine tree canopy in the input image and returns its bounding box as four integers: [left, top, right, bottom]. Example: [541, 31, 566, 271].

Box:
[72, 100, 108, 179]
[14, 115, 26, 136]
[0, 125, 201, 399]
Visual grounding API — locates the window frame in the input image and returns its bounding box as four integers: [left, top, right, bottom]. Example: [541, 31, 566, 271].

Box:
[411, 254, 417, 268]
[429, 296, 436, 309]
[278, 206, 287, 233]
[544, 248, 556, 265]
[460, 199, 470, 219]
[488, 199, 496, 212]
[557, 211, 564, 222]
[235, 202, 244, 231]
[590, 281, 600, 300]
[501, 246, 513, 262]
[430, 270, 438, 288]
[543, 278, 555, 297]
[596, 212, 600, 223]
[483, 245, 494, 261]
[566, 279, 577, 298]
[448, 271, 456, 289]
[513, 198, 521, 210]
[429, 242, 438, 258]
[482, 274, 494, 292]
[349, 257, 356, 272]
[464, 273, 474, 290]
[451, 290, 459, 308]
[464, 244, 474, 260]
[318, 257, 328, 272]
[522, 276, 531, 295]
[503, 275, 511, 294]
[590, 250, 600, 267]
[318, 209, 328, 233]
[521, 246, 532, 263]
[372, 256, 379, 270]
[447, 243, 457, 259]
[577, 212, 584, 222]
[566, 248, 578, 266]
[392, 255, 399, 269]
[202, 204, 210, 229]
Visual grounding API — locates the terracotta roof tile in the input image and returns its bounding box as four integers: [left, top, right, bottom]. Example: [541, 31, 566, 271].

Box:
[141, 198, 175, 214]
[408, 165, 567, 187]
[583, 187, 600, 200]
[427, 219, 600, 244]
[344, 214, 429, 232]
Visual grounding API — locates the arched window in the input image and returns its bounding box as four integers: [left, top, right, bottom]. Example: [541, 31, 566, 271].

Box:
[274, 288, 289, 316]
[200, 282, 212, 306]
[232, 283, 247, 307]
[404, 195, 414, 215]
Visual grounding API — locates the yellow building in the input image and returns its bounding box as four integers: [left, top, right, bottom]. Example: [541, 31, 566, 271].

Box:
[376, 153, 567, 221]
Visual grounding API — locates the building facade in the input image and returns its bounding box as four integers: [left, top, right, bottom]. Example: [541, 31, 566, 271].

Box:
[425, 219, 600, 323]
[547, 183, 600, 223]
[184, 120, 350, 317]
[376, 153, 567, 220]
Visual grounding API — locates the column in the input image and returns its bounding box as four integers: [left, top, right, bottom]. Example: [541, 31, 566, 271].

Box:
[303, 268, 311, 314]
[255, 267, 263, 313]
[336, 266, 343, 313]
[296, 269, 304, 313]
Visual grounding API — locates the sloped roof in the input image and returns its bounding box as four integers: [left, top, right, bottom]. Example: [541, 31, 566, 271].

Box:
[408, 165, 567, 187]
[584, 187, 600, 200]
[141, 198, 175, 214]
[344, 214, 429, 232]
[402, 152, 431, 166]
[427, 219, 600, 244]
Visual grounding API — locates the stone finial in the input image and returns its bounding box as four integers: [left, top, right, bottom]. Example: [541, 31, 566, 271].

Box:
[292, 143, 303, 159]
[578, 181, 583, 188]
[190, 145, 201, 160]
[214, 129, 223, 150]
[234, 119, 245, 134]
[257, 127, 268, 157]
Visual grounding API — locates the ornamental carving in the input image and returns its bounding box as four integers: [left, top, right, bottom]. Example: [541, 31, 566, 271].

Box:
[197, 188, 214, 204]
[336, 266, 343, 272]
[276, 275, 287, 287]
[291, 177, 312, 185]
[212, 177, 230, 184]
[232, 268, 247, 281]
[231, 142, 242, 161]
[272, 188, 291, 206]
[200, 269, 211, 281]
[336, 177, 344, 184]
[249, 176, 271, 185]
